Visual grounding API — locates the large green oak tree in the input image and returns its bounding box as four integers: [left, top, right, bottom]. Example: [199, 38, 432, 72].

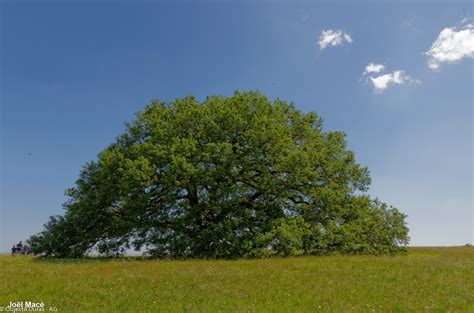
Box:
[29, 91, 409, 258]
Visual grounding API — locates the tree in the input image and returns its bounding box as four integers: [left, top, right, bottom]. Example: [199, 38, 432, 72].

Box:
[29, 91, 409, 258]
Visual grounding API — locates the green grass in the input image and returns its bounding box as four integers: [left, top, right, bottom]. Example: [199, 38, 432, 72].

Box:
[1, 247, 473, 312]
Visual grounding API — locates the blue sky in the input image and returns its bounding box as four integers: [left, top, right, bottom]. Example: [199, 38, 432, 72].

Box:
[1, 1, 472, 252]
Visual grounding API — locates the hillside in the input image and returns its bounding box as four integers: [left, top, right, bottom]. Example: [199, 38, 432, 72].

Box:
[1, 247, 473, 312]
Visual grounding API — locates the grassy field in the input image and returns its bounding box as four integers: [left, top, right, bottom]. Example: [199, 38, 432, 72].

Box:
[1, 247, 473, 312]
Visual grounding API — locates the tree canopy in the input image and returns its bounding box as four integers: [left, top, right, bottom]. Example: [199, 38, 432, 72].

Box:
[29, 91, 409, 258]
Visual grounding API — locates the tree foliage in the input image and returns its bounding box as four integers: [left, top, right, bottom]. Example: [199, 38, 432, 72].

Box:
[29, 91, 409, 258]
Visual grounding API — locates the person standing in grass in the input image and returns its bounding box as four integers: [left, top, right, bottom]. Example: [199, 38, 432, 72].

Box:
[15, 241, 23, 254]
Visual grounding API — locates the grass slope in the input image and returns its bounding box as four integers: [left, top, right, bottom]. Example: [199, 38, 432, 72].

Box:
[1, 247, 473, 312]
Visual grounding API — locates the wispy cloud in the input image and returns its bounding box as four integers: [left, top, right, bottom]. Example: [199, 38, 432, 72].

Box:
[318, 29, 352, 50]
[370, 71, 419, 93]
[297, 9, 310, 24]
[363, 63, 385, 76]
[289, 9, 310, 27]
[363, 64, 420, 94]
[426, 20, 474, 70]
[400, 17, 421, 34]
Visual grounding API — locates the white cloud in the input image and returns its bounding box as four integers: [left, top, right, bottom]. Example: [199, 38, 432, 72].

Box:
[426, 22, 474, 70]
[369, 70, 419, 93]
[318, 29, 352, 50]
[363, 63, 385, 75]
[362, 63, 420, 93]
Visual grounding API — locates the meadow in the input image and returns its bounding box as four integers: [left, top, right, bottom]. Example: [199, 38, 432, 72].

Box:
[1, 247, 473, 312]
